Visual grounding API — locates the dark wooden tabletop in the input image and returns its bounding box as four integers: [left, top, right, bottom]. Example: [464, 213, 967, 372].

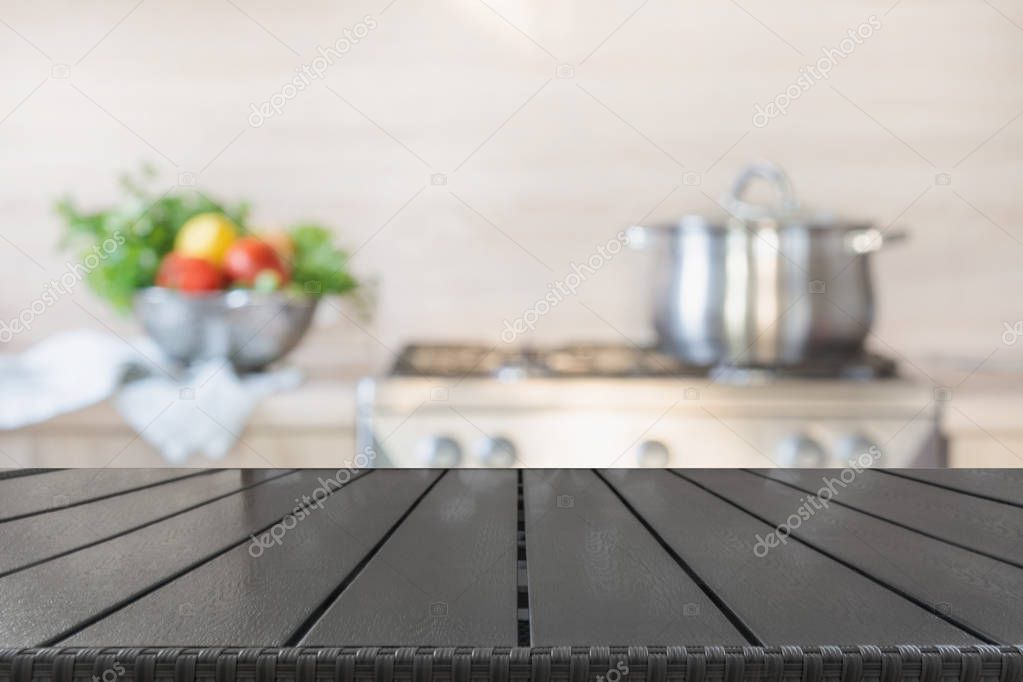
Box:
[1, 468, 1022, 649]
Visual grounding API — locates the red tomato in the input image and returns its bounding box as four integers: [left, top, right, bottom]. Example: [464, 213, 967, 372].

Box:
[156, 253, 225, 292]
[223, 237, 290, 286]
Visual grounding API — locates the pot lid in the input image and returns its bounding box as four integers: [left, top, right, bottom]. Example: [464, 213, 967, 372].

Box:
[647, 161, 870, 233]
[627, 162, 905, 255]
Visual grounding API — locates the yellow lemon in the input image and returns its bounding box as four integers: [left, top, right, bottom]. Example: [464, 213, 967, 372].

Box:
[174, 213, 238, 266]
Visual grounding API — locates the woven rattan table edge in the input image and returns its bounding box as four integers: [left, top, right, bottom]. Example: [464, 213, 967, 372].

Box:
[2, 645, 1022, 682]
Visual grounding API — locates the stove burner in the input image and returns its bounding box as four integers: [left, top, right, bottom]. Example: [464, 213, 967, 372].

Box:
[401, 346, 504, 375]
[392, 344, 898, 381]
[544, 345, 680, 375]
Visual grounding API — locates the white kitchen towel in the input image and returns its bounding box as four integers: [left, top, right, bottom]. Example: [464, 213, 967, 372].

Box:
[0, 329, 303, 463]
[114, 359, 302, 463]
[0, 330, 135, 429]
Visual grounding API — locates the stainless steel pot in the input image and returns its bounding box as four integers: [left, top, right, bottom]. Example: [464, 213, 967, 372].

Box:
[629, 162, 905, 367]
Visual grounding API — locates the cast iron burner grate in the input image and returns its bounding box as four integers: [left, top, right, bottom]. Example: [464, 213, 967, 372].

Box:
[390, 344, 897, 381]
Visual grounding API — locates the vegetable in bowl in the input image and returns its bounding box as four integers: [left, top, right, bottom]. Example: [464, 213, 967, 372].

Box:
[57, 167, 360, 312]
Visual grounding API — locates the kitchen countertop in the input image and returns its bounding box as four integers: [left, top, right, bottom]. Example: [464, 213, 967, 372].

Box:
[0, 373, 366, 468]
[911, 365, 1023, 466]
[15, 353, 1023, 432]
[24, 376, 363, 431]
[3, 361, 1023, 467]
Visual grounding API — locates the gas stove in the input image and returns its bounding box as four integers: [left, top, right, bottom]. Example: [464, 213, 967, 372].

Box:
[357, 343, 943, 469]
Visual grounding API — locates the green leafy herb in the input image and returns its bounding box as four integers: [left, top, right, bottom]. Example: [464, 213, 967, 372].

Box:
[287, 224, 358, 297]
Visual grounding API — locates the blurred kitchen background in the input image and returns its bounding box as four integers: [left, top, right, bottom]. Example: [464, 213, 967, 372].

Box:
[1, 0, 1022, 467]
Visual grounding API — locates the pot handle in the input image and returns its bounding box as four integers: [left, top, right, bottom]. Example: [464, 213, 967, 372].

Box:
[724, 161, 799, 221]
[844, 228, 909, 254]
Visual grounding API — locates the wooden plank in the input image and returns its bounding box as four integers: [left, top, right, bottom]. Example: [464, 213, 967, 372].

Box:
[63, 470, 440, 646]
[683, 469, 1023, 643]
[603, 469, 977, 645]
[0, 469, 204, 521]
[523, 469, 749, 645]
[301, 470, 519, 646]
[0, 469, 286, 576]
[883, 470, 1023, 507]
[0, 469, 364, 646]
[757, 469, 1023, 568]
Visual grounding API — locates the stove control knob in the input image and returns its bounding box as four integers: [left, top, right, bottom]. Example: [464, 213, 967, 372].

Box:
[838, 433, 883, 466]
[417, 435, 462, 467]
[476, 436, 517, 467]
[777, 434, 828, 467]
[636, 440, 671, 467]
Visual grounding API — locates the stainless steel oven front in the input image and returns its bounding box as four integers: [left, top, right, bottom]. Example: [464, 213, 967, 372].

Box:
[357, 376, 944, 468]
